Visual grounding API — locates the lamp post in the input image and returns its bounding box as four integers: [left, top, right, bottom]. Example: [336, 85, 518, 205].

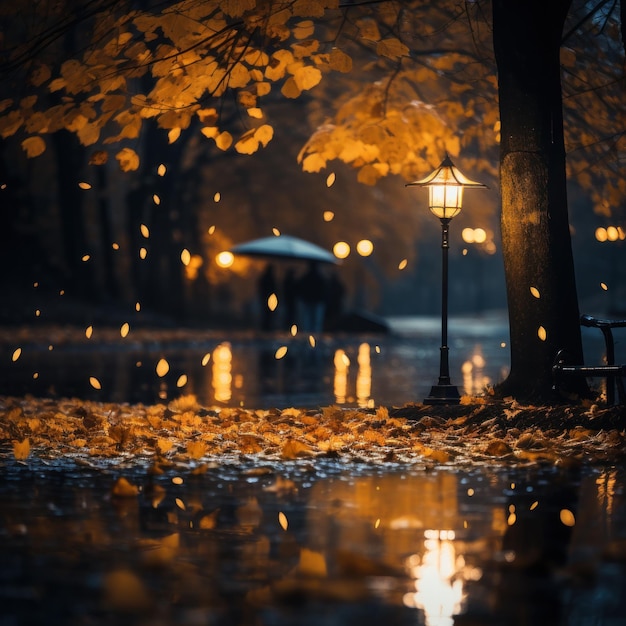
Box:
[407, 154, 487, 405]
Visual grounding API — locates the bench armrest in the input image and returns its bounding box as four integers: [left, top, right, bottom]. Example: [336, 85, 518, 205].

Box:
[581, 314, 626, 329]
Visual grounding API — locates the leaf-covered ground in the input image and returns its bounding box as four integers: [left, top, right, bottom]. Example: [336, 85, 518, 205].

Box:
[1, 394, 624, 469]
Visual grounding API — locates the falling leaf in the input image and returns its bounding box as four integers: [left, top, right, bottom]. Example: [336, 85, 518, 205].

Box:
[530, 286, 540, 298]
[181, 249, 191, 266]
[175, 498, 186, 510]
[120, 322, 130, 338]
[168, 127, 181, 144]
[13, 438, 30, 460]
[11, 348, 21, 362]
[278, 511, 288, 531]
[268, 293, 278, 311]
[139, 247, 147, 259]
[157, 163, 166, 176]
[78, 182, 92, 190]
[81, 254, 90, 262]
[176, 374, 187, 387]
[537, 326, 547, 341]
[89, 376, 102, 390]
[140, 224, 149, 238]
[85, 325, 93, 339]
[272, 227, 281, 236]
[398, 259, 408, 270]
[156, 358, 169, 377]
[309, 335, 315, 347]
[201, 353, 211, 366]
[560, 509, 575, 526]
[275, 346, 288, 359]
[326, 172, 336, 187]
[153, 194, 160, 205]
[213, 193, 220, 202]
[601, 282, 608, 291]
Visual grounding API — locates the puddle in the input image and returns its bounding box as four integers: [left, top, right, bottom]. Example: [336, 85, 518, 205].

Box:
[1, 460, 625, 625]
[2, 314, 615, 409]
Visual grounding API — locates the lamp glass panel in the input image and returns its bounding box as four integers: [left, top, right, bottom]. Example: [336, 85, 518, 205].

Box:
[429, 185, 463, 219]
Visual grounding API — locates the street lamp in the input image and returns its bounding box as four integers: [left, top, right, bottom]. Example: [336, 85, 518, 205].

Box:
[407, 154, 487, 405]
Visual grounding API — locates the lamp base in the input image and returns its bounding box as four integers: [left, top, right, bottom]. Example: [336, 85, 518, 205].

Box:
[423, 384, 461, 405]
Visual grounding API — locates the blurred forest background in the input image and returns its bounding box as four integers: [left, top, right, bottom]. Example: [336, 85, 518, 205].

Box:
[0, 1, 624, 329]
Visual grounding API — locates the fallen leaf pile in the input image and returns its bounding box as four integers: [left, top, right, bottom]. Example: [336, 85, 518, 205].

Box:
[1, 394, 625, 468]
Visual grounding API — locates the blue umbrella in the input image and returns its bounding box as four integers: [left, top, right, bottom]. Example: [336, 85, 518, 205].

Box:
[230, 235, 339, 265]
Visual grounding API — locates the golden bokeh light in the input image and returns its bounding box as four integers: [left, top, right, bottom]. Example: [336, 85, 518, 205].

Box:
[333, 241, 350, 259]
[216, 251, 234, 268]
[356, 239, 374, 257]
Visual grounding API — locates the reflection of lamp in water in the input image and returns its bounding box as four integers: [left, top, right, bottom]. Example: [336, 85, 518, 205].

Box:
[461, 347, 489, 396]
[356, 343, 372, 408]
[333, 349, 349, 403]
[212, 342, 232, 403]
[404, 529, 478, 626]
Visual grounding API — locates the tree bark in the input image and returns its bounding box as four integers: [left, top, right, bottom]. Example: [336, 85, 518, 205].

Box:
[493, 0, 587, 401]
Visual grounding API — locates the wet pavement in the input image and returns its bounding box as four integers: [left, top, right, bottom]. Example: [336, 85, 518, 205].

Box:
[1, 458, 625, 626]
[2, 313, 625, 625]
[1, 313, 614, 408]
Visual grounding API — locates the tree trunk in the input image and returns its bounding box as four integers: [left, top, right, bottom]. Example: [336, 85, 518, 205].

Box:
[493, 0, 587, 402]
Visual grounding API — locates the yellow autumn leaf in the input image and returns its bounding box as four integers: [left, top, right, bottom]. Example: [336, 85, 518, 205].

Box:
[281, 76, 301, 98]
[168, 127, 181, 144]
[187, 440, 207, 459]
[201, 126, 219, 139]
[157, 438, 174, 455]
[115, 147, 140, 171]
[255, 124, 273, 147]
[329, 48, 352, 72]
[294, 65, 322, 91]
[13, 438, 30, 460]
[247, 107, 263, 119]
[301, 153, 327, 172]
[376, 37, 410, 60]
[215, 131, 233, 150]
[293, 20, 315, 39]
[21, 136, 46, 157]
[281, 439, 312, 459]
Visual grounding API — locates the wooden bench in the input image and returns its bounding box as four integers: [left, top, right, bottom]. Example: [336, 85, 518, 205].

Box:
[552, 314, 626, 405]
